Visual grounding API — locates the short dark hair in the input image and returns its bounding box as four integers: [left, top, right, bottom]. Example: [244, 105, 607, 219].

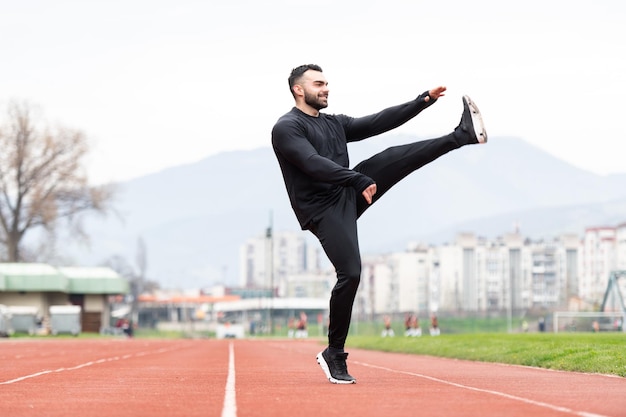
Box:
[288, 64, 323, 96]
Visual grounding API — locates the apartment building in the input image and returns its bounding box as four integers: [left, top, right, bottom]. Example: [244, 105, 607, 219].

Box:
[358, 233, 581, 315]
[239, 231, 321, 296]
[358, 247, 432, 318]
[580, 227, 617, 303]
[240, 221, 625, 316]
[616, 223, 626, 271]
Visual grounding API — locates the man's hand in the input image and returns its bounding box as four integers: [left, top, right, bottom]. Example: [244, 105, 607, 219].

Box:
[362, 183, 377, 205]
[424, 86, 447, 102]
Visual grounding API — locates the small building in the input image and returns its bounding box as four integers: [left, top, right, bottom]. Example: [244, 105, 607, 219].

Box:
[0, 263, 129, 333]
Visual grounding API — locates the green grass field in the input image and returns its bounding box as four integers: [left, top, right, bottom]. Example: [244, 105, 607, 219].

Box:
[270, 317, 626, 378]
[347, 333, 626, 377]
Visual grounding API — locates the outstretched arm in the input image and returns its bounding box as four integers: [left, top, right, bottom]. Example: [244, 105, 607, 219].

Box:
[353, 85, 446, 204]
[344, 86, 447, 141]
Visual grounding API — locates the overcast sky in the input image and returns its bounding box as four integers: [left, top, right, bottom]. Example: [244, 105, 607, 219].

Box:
[1, 0, 624, 184]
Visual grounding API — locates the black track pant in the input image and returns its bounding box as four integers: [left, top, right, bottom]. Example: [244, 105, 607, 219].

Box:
[309, 132, 462, 350]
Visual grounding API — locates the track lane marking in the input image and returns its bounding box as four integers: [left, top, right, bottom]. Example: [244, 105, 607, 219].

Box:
[221, 341, 237, 417]
[354, 361, 609, 417]
[0, 346, 176, 385]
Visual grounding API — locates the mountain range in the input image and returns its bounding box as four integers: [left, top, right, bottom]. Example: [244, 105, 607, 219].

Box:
[62, 135, 626, 289]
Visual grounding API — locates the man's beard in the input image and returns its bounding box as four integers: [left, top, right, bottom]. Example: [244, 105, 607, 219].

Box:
[304, 91, 328, 110]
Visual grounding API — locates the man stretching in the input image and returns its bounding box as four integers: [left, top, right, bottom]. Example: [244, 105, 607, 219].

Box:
[271, 64, 487, 384]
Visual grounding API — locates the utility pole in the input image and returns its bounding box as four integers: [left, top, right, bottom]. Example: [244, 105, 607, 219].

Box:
[265, 212, 274, 335]
[507, 265, 514, 334]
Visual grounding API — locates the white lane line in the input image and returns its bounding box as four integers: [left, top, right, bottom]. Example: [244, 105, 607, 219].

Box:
[354, 361, 609, 417]
[0, 347, 177, 385]
[221, 341, 237, 417]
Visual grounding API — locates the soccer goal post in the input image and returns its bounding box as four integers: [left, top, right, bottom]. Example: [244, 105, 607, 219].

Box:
[552, 311, 625, 333]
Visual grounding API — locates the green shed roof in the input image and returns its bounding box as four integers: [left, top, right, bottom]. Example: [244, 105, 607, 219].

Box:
[59, 267, 129, 294]
[0, 263, 67, 292]
[0, 263, 128, 295]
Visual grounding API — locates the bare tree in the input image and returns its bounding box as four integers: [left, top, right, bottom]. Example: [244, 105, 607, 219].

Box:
[103, 249, 159, 295]
[0, 100, 114, 261]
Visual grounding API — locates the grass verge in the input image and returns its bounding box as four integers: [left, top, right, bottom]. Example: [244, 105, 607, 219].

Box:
[348, 333, 626, 377]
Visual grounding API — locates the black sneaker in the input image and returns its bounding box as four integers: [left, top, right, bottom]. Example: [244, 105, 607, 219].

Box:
[316, 348, 356, 384]
[456, 95, 487, 144]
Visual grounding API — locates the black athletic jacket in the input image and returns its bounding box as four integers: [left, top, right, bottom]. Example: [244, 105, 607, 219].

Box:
[271, 91, 435, 230]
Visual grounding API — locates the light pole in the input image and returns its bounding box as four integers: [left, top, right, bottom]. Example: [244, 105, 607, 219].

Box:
[507, 267, 513, 333]
[265, 212, 274, 335]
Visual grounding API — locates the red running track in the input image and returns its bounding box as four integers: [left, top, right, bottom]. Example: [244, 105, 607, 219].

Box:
[1, 338, 625, 417]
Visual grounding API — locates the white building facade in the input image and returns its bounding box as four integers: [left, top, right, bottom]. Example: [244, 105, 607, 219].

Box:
[357, 232, 586, 315]
[240, 221, 626, 315]
[358, 248, 432, 318]
[239, 231, 322, 297]
[616, 223, 626, 271]
[580, 227, 617, 304]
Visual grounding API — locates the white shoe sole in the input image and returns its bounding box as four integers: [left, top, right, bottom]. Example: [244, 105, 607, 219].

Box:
[463, 95, 488, 143]
[316, 351, 356, 384]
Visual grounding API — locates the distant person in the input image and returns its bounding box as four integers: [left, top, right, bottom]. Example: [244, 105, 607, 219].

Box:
[295, 311, 308, 338]
[430, 314, 440, 336]
[122, 318, 133, 338]
[272, 64, 487, 384]
[381, 315, 395, 337]
[405, 315, 422, 337]
[404, 313, 412, 334]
